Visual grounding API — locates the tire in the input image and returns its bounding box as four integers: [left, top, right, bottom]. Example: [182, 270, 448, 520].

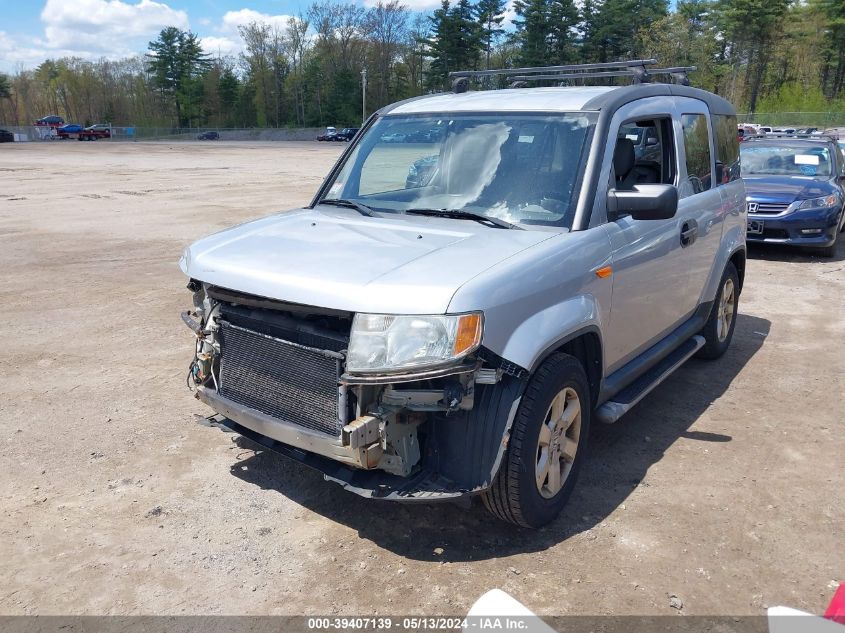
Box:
[696, 262, 739, 360]
[817, 239, 836, 258]
[482, 353, 591, 528]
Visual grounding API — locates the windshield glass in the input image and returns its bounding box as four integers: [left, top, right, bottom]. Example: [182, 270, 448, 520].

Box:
[322, 112, 596, 228]
[740, 143, 832, 177]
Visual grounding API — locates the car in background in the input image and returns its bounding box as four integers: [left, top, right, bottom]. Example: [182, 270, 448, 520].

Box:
[0, 129, 14, 143]
[404, 154, 439, 188]
[334, 128, 359, 142]
[379, 132, 406, 143]
[316, 126, 338, 142]
[197, 131, 219, 140]
[619, 123, 662, 161]
[86, 124, 111, 137]
[56, 124, 83, 136]
[741, 136, 845, 257]
[35, 115, 64, 127]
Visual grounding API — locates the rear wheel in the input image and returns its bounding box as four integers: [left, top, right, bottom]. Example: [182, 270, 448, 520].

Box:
[482, 353, 590, 528]
[696, 262, 739, 359]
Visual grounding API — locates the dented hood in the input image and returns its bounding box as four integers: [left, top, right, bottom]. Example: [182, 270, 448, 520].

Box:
[181, 207, 555, 314]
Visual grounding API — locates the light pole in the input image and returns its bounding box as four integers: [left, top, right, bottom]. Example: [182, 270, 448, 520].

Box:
[361, 68, 367, 125]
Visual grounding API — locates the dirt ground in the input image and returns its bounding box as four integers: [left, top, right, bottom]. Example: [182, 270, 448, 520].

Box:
[0, 141, 842, 617]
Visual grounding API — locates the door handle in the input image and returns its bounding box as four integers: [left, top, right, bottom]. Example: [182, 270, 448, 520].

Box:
[680, 220, 698, 247]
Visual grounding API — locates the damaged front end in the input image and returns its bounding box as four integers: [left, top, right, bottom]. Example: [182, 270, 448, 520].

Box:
[183, 281, 526, 500]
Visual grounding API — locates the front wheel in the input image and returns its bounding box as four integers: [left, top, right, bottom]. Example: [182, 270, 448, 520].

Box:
[696, 262, 739, 359]
[816, 231, 837, 258]
[482, 353, 590, 528]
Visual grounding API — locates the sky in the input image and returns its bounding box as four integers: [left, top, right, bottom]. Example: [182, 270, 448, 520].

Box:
[0, 0, 449, 73]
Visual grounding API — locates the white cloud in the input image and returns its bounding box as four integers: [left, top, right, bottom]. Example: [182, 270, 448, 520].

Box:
[363, 0, 441, 9]
[39, 0, 188, 54]
[502, 0, 517, 27]
[199, 36, 241, 57]
[220, 9, 292, 35]
[201, 8, 294, 57]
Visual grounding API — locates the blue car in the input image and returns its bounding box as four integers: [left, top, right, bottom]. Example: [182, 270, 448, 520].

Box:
[741, 137, 845, 257]
[57, 124, 83, 134]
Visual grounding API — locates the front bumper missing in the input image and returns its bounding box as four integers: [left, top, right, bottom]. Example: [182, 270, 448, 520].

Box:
[198, 412, 470, 503]
[195, 386, 382, 469]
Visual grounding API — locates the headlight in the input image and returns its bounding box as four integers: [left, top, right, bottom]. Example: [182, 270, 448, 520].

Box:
[346, 312, 483, 374]
[798, 194, 839, 210]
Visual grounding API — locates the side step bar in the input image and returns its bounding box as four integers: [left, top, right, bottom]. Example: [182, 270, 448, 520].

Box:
[595, 335, 705, 424]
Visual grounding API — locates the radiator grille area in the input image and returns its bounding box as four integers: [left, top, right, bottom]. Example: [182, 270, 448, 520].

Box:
[218, 320, 342, 436]
[749, 202, 790, 214]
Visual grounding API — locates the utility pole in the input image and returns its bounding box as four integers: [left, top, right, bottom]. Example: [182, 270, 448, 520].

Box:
[361, 68, 367, 125]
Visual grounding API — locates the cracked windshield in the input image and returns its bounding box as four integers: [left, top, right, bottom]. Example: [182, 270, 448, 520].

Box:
[325, 113, 596, 228]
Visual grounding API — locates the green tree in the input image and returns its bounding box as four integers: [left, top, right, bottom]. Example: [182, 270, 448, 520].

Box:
[0, 73, 11, 99]
[548, 0, 580, 64]
[715, 0, 790, 111]
[476, 0, 506, 69]
[146, 27, 211, 126]
[513, 0, 550, 67]
[582, 0, 668, 63]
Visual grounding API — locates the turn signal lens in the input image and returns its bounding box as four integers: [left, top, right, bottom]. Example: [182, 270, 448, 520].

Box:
[454, 313, 483, 356]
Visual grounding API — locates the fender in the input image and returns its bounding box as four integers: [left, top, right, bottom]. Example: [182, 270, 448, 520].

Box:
[497, 297, 603, 373]
[702, 222, 746, 303]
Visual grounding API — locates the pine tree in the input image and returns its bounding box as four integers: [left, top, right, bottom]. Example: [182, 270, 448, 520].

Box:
[513, 0, 550, 68]
[476, 0, 507, 69]
[450, 0, 482, 71]
[146, 27, 211, 126]
[548, 0, 580, 64]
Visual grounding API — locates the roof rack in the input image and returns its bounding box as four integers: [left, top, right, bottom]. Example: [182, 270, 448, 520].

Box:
[448, 60, 696, 93]
[750, 133, 838, 142]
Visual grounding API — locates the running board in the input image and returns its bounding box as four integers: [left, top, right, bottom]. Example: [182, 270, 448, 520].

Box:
[595, 335, 705, 424]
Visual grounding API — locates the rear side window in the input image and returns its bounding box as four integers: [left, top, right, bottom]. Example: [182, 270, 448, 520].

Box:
[713, 114, 740, 184]
[681, 114, 712, 193]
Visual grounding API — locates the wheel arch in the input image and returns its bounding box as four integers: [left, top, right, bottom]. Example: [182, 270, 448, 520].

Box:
[729, 247, 746, 294]
[530, 327, 603, 409]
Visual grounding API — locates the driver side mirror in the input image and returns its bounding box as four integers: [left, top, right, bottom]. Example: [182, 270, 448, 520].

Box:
[607, 184, 678, 221]
[646, 137, 659, 146]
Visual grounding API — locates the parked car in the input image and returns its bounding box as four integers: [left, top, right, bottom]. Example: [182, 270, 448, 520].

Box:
[741, 136, 845, 257]
[85, 124, 111, 137]
[56, 124, 83, 136]
[379, 132, 406, 143]
[35, 115, 64, 127]
[180, 64, 746, 527]
[197, 131, 219, 140]
[316, 126, 338, 141]
[405, 154, 439, 188]
[0, 129, 14, 143]
[619, 124, 661, 161]
[334, 128, 359, 141]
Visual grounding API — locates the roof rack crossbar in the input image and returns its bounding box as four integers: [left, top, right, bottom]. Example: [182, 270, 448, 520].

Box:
[448, 59, 658, 80]
[509, 67, 696, 84]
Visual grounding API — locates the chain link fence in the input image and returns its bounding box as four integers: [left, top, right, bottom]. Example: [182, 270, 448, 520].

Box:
[736, 112, 845, 128]
[0, 125, 330, 142]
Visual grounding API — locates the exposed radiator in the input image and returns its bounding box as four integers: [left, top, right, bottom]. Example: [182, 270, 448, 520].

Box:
[218, 320, 343, 437]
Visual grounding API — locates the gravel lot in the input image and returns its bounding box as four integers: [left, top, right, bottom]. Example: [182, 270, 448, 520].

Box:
[0, 141, 842, 616]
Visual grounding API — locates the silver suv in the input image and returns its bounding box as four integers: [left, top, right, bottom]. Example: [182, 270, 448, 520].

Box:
[180, 62, 747, 527]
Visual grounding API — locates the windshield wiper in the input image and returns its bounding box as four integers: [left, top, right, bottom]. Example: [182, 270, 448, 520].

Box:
[405, 208, 524, 230]
[320, 198, 377, 217]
